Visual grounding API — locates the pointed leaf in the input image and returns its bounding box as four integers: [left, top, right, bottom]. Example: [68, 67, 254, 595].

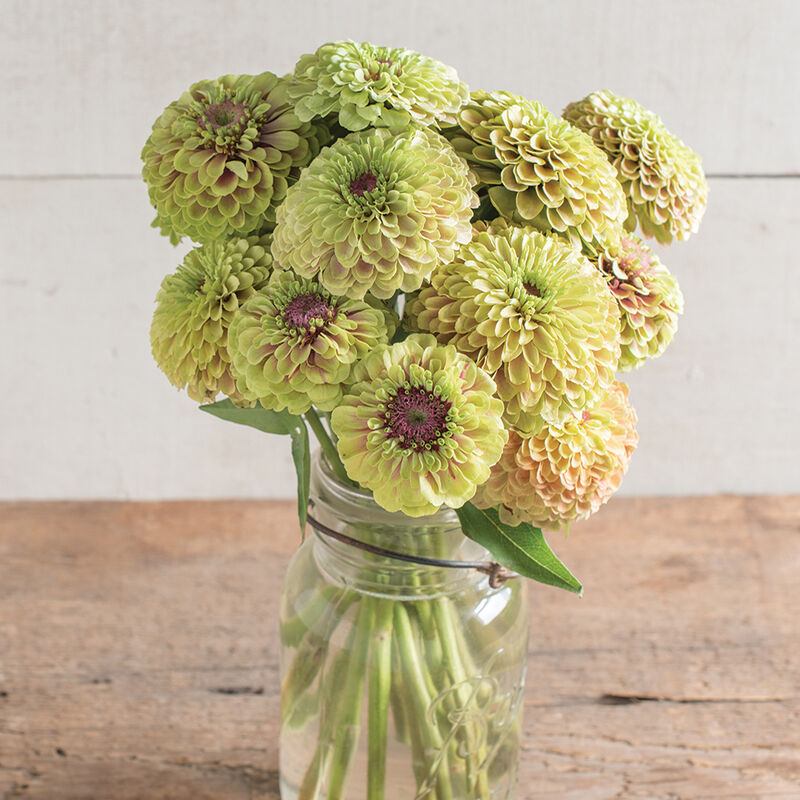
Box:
[199, 399, 292, 435]
[455, 503, 582, 595]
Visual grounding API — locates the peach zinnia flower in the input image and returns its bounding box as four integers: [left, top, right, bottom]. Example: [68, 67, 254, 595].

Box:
[475, 382, 638, 529]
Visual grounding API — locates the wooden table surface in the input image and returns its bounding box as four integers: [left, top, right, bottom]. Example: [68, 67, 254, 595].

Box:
[1, 497, 798, 799]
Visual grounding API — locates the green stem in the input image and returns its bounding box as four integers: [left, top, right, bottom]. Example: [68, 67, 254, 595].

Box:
[280, 586, 354, 649]
[304, 407, 351, 485]
[297, 744, 327, 800]
[394, 603, 453, 800]
[432, 598, 492, 800]
[320, 410, 339, 447]
[281, 630, 328, 730]
[297, 648, 348, 800]
[326, 600, 374, 800]
[281, 590, 357, 731]
[432, 600, 468, 685]
[388, 633, 412, 746]
[367, 599, 393, 800]
[411, 601, 445, 705]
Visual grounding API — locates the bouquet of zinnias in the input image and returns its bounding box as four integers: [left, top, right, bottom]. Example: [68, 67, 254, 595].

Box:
[143, 41, 705, 800]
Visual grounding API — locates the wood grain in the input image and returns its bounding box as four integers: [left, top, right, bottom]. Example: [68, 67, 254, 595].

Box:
[1, 497, 798, 798]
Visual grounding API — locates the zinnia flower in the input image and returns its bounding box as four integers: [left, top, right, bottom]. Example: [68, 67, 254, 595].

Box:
[272, 126, 477, 299]
[289, 40, 469, 131]
[331, 334, 507, 517]
[141, 72, 328, 244]
[563, 90, 708, 244]
[595, 235, 684, 371]
[408, 223, 620, 428]
[475, 382, 638, 529]
[150, 234, 273, 402]
[228, 271, 395, 415]
[447, 91, 627, 251]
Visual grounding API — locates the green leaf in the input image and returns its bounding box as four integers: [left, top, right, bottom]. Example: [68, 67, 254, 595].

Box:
[199, 399, 292, 435]
[199, 400, 310, 533]
[389, 324, 412, 344]
[455, 503, 582, 595]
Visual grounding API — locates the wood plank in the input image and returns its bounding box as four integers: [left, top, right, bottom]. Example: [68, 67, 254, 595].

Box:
[0, 497, 798, 798]
[3, 0, 799, 176]
[1, 176, 798, 498]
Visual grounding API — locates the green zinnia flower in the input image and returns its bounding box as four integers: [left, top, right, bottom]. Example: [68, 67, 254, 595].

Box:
[446, 91, 627, 251]
[289, 40, 469, 131]
[141, 72, 329, 244]
[595, 235, 684, 370]
[150, 234, 273, 402]
[272, 126, 477, 300]
[228, 271, 396, 415]
[563, 90, 708, 244]
[331, 334, 507, 517]
[408, 223, 620, 428]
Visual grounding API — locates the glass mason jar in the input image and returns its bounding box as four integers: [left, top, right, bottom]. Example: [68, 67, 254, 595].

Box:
[279, 453, 530, 800]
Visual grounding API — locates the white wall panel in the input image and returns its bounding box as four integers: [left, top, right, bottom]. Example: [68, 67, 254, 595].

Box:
[1, 0, 798, 498]
[0, 178, 297, 499]
[3, 0, 799, 176]
[1, 177, 796, 498]
[621, 178, 800, 494]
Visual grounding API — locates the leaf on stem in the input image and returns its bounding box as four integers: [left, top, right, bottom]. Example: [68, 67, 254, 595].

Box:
[200, 398, 292, 434]
[389, 324, 412, 344]
[199, 399, 310, 532]
[455, 503, 582, 595]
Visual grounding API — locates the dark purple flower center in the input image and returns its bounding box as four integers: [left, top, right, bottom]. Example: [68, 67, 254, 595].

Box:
[349, 172, 378, 197]
[282, 293, 334, 331]
[382, 386, 452, 452]
[523, 281, 542, 298]
[200, 100, 249, 131]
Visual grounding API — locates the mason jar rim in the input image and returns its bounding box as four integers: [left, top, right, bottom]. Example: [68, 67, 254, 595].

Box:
[313, 448, 461, 529]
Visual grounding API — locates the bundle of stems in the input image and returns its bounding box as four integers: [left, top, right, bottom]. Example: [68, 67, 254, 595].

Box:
[280, 526, 524, 800]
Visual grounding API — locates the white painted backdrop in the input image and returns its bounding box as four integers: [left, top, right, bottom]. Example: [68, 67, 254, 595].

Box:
[2, 0, 798, 499]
